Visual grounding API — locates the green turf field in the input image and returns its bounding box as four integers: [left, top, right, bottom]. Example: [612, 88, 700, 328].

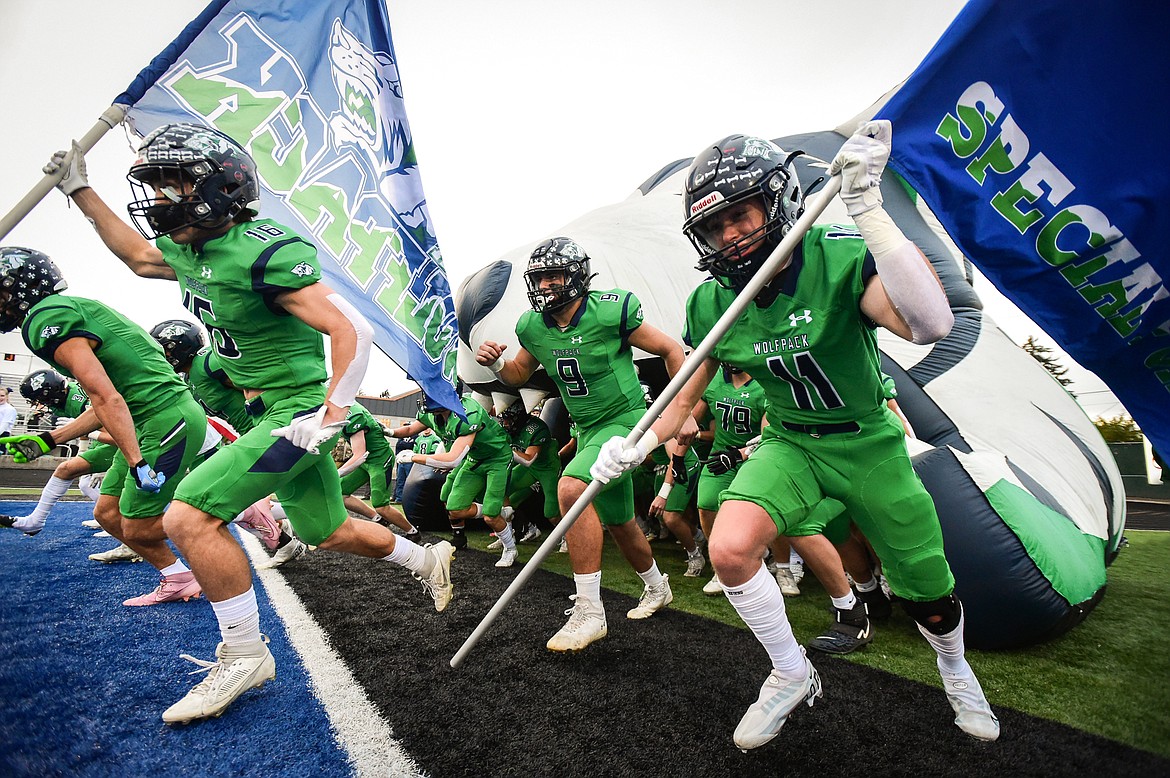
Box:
[469, 528, 1170, 757]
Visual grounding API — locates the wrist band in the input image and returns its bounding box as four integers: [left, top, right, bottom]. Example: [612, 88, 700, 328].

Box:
[657, 483, 673, 500]
[490, 355, 506, 374]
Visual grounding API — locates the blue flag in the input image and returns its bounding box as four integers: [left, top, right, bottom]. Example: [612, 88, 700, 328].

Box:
[114, 0, 462, 415]
[878, 0, 1170, 457]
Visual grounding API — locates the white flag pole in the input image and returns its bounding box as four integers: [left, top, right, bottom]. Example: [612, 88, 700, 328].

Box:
[0, 105, 127, 241]
[450, 175, 843, 669]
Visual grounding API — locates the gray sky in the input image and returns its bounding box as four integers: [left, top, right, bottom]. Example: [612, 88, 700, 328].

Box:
[0, 0, 1126, 417]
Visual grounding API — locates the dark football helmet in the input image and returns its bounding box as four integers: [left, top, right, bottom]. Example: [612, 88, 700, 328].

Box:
[524, 237, 595, 313]
[496, 398, 528, 432]
[126, 123, 261, 239]
[0, 246, 68, 332]
[19, 369, 69, 410]
[149, 319, 206, 369]
[681, 135, 804, 291]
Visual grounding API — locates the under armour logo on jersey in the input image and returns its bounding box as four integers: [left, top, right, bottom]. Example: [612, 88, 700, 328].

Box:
[570, 336, 584, 344]
[40, 325, 60, 338]
[789, 309, 813, 326]
[291, 261, 315, 277]
[740, 392, 751, 398]
[200, 266, 212, 279]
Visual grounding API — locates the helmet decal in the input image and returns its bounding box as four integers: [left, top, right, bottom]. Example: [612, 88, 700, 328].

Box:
[681, 135, 805, 293]
[126, 123, 261, 240]
[524, 237, 596, 313]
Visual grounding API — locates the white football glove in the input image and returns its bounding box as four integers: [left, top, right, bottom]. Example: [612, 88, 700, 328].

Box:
[42, 140, 90, 196]
[271, 407, 345, 455]
[829, 120, 892, 217]
[396, 449, 415, 465]
[589, 431, 658, 484]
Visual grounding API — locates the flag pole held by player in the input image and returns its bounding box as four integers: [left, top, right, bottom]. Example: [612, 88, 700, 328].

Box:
[450, 175, 843, 669]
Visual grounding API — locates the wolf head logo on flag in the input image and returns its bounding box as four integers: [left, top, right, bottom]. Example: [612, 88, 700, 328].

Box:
[115, 0, 462, 415]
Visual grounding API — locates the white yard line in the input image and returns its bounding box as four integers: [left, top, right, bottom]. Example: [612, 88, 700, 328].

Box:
[238, 530, 425, 778]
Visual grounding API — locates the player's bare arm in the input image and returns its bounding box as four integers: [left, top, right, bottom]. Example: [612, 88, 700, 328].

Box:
[276, 282, 372, 425]
[68, 188, 176, 280]
[52, 337, 145, 464]
[476, 340, 539, 386]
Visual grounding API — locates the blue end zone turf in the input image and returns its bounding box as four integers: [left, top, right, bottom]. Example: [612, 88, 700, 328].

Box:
[0, 500, 354, 778]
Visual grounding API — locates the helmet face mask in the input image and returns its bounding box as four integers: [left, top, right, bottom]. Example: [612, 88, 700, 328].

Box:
[682, 136, 804, 292]
[126, 123, 261, 240]
[149, 319, 206, 370]
[524, 237, 594, 313]
[0, 246, 68, 332]
[20, 369, 69, 410]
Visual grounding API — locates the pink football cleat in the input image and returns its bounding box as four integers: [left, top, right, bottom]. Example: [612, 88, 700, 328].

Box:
[123, 571, 203, 606]
[234, 499, 281, 550]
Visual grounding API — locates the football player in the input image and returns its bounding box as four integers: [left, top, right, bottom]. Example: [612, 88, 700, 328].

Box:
[476, 237, 693, 651]
[590, 123, 999, 748]
[336, 401, 421, 542]
[0, 247, 209, 605]
[390, 390, 518, 567]
[44, 124, 454, 724]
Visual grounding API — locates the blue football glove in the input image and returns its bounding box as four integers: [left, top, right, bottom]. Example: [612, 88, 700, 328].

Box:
[132, 460, 167, 493]
[0, 432, 55, 463]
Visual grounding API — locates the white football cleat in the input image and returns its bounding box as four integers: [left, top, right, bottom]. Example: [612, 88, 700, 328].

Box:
[626, 575, 673, 619]
[734, 657, 822, 751]
[547, 595, 607, 652]
[162, 637, 275, 724]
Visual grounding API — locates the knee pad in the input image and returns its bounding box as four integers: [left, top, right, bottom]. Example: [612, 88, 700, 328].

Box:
[901, 594, 962, 635]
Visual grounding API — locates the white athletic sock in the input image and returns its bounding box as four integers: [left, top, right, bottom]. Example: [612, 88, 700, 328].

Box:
[854, 575, 879, 593]
[212, 588, 261, 646]
[160, 560, 190, 576]
[830, 591, 859, 611]
[574, 571, 602, 605]
[472, 503, 484, 519]
[917, 608, 968, 675]
[723, 563, 806, 678]
[26, 476, 71, 526]
[500, 505, 515, 521]
[789, 549, 804, 565]
[497, 522, 516, 550]
[383, 535, 431, 575]
[636, 561, 664, 588]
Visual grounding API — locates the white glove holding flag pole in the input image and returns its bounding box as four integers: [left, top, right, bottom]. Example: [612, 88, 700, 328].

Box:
[590, 430, 660, 484]
[396, 449, 415, 465]
[832, 119, 954, 344]
[42, 141, 90, 196]
[829, 120, 891, 217]
[271, 407, 345, 455]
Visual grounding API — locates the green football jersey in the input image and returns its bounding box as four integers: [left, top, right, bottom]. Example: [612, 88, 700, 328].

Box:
[418, 397, 510, 463]
[22, 295, 190, 419]
[60, 381, 90, 419]
[413, 432, 442, 455]
[510, 415, 560, 473]
[158, 219, 326, 392]
[343, 403, 392, 464]
[684, 225, 885, 425]
[187, 347, 252, 434]
[516, 289, 647, 429]
[701, 371, 768, 450]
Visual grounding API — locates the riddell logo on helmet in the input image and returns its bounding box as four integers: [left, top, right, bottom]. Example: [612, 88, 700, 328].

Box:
[689, 191, 724, 217]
